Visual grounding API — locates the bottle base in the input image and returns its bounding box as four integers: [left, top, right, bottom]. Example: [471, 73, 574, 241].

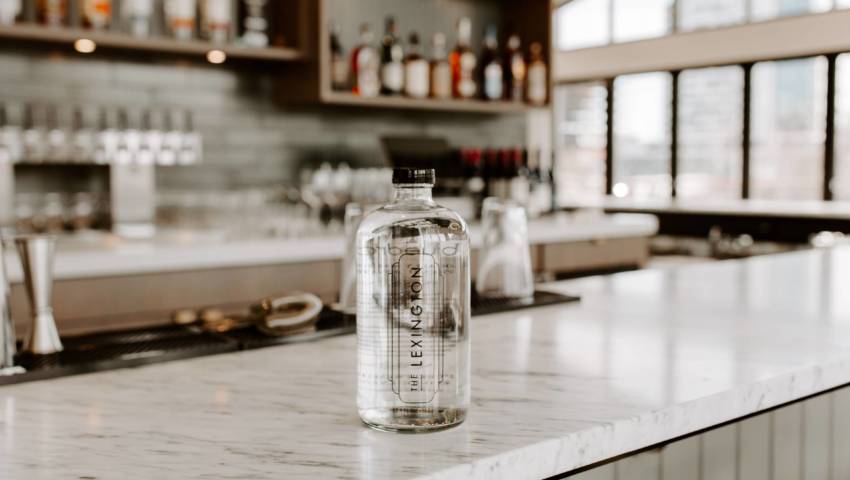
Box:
[359, 406, 467, 433]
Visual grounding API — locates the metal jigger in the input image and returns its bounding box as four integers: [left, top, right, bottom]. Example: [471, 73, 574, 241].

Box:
[15, 236, 63, 355]
[0, 239, 24, 373]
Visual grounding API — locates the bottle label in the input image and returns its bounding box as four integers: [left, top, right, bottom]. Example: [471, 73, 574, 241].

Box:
[405, 60, 430, 99]
[484, 63, 503, 100]
[431, 63, 452, 99]
[332, 57, 349, 90]
[528, 64, 547, 105]
[458, 52, 477, 98]
[357, 49, 381, 97]
[381, 62, 404, 93]
[389, 252, 444, 404]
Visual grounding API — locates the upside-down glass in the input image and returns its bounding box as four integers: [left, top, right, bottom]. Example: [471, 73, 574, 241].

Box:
[476, 197, 534, 301]
[356, 168, 470, 432]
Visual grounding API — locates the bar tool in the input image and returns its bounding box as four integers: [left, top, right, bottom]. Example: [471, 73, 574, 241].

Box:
[15, 235, 63, 355]
[0, 239, 24, 374]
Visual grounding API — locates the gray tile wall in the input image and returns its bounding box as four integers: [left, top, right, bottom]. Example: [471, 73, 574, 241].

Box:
[0, 48, 526, 191]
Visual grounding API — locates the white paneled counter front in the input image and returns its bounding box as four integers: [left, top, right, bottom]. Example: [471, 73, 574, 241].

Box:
[2, 247, 850, 479]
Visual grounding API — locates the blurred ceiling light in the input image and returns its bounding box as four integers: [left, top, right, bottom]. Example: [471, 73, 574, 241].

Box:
[207, 50, 227, 64]
[612, 182, 629, 198]
[74, 38, 96, 54]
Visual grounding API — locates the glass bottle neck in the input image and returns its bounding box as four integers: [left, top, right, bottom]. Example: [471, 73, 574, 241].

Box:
[393, 185, 434, 203]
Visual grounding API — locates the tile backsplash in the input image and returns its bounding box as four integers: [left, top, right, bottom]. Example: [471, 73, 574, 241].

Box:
[0, 48, 526, 192]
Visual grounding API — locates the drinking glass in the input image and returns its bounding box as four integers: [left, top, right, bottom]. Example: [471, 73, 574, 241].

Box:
[476, 197, 534, 301]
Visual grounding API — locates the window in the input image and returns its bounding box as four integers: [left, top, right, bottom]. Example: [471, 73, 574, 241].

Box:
[554, 0, 610, 50]
[750, 57, 828, 200]
[554, 82, 608, 203]
[750, 0, 832, 21]
[612, 0, 672, 43]
[833, 54, 850, 200]
[677, 66, 744, 199]
[677, 0, 747, 31]
[612, 72, 673, 199]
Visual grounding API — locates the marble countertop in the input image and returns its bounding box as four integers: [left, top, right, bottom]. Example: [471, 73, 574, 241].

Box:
[2, 213, 657, 283]
[565, 196, 850, 220]
[5, 247, 849, 479]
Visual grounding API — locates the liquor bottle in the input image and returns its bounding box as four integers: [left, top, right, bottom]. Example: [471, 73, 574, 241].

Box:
[479, 25, 503, 101]
[164, 0, 197, 40]
[38, 0, 67, 27]
[122, 0, 154, 37]
[356, 168, 470, 432]
[201, 0, 231, 43]
[351, 23, 380, 98]
[0, 0, 22, 26]
[449, 17, 476, 100]
[330, 24, 349, 91]
[504, 34, 526, 103]
[404, 31, 429, 99]
[81, 0, 112, 30]
[527, 42, 548, 106]
[379, 16, 404, 96]
[429, 32, 452, 100]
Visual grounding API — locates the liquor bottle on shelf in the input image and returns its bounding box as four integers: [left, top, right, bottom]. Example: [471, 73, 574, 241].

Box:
[81, 0, 112, 30]
[449, 17, 476, 100]
[351, 23, 380, 98]
[121, 0, 154, 37]
[239, 0, 268, 47]
[504, 34, 526, 103]
[201, 0, 232, 43]
[527, 42, 548, 106]
[164, 0, 197, 41]
[404, 31, 429, 99]
[379, 16, 404, 96]
[0, 0, 22, 26]
[479, 25, 503, 102]
[330, 24, 349, 91]
[38, 0, 67, 27]
[430, 32, 452, 100]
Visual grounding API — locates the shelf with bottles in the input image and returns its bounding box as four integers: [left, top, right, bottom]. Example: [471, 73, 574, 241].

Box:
[278, 0, 552, 112]
[0, 0, 308, 64]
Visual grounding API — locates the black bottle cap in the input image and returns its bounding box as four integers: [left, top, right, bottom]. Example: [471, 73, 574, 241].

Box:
[393, 168, 435, 185]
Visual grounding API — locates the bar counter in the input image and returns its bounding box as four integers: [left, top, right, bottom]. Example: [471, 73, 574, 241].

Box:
[2, 247, 850, 479]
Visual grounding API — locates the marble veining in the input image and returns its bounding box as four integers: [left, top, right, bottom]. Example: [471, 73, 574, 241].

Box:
[3, 247, 850, 479]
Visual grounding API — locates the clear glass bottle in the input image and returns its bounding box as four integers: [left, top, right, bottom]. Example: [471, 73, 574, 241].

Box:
[356, 168, 471, 432]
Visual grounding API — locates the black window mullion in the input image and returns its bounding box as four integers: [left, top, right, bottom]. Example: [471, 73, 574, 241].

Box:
[742, 63, 753, 200]
[825, 54, 837, 201]
[671, 70, 680, 198]
[606, 77, 615, 195]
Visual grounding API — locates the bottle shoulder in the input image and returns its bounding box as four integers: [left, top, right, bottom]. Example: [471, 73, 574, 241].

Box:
[357, 203, 469, 238]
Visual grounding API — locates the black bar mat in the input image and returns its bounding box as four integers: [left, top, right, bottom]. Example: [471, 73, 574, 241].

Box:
[0, 290, 578, 386]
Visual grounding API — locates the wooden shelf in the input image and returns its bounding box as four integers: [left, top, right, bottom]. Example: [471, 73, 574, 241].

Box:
[321, 92, 536, 114]
[0, 24, 305, 62]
